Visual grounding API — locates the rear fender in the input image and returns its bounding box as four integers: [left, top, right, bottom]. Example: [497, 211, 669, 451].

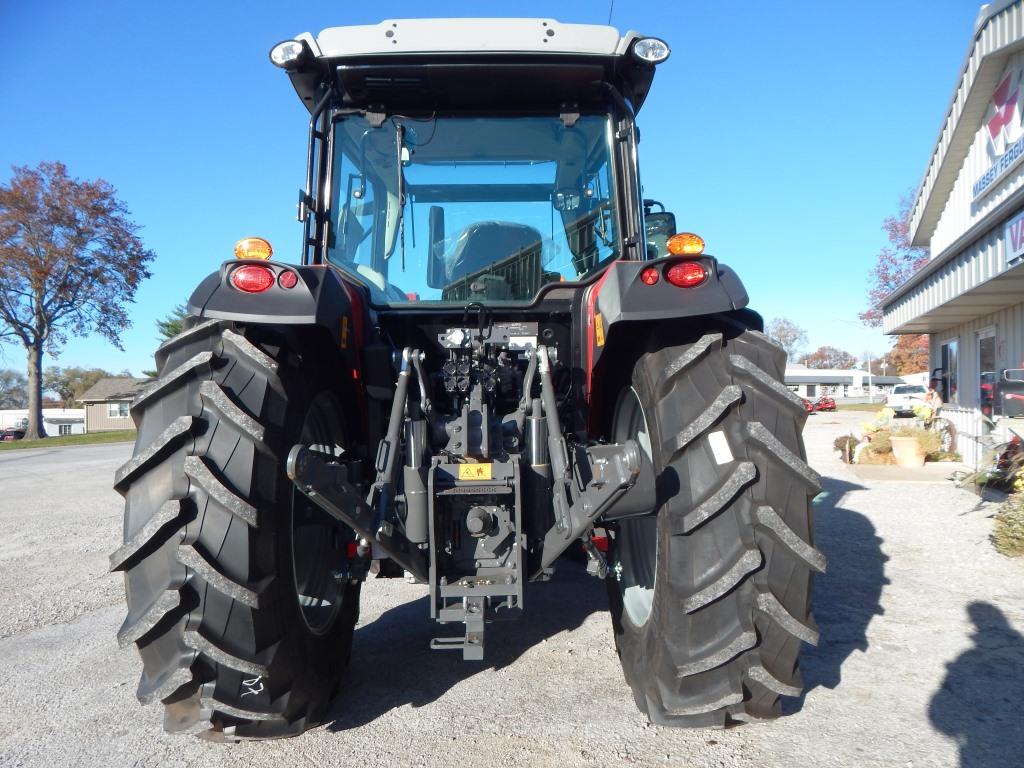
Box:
[187, 261, 360, 347]
[581, 256, 752, 434]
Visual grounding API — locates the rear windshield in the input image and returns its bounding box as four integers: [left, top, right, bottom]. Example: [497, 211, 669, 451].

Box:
[326, 114, 620, 305]
[893, 385, 926, 394]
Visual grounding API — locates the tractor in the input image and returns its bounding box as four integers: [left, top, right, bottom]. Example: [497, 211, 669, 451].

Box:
[111, 18, 824, 740]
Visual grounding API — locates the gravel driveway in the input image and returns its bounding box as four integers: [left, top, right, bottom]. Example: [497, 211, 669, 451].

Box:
[1, 415, 1022, 768]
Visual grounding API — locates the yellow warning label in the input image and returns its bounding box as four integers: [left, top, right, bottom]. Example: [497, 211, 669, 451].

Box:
[594, 312, 605, 347]
[458, 463, 493, 481]
[340, 316, 350, 349]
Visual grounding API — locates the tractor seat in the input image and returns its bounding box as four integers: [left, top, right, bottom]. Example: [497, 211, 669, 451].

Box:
[446, 222, 544, 282]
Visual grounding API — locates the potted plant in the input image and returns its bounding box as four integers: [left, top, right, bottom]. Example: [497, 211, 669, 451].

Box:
[889, 427, 939, 468]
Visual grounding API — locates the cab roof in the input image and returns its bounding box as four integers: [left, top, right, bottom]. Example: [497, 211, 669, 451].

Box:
[280, 18, 661, 115]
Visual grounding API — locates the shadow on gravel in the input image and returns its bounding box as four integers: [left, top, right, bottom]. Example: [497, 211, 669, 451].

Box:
[325, 559, 606, 730]
[787, 476, 889, 712]
[929, 602, 1024, 768]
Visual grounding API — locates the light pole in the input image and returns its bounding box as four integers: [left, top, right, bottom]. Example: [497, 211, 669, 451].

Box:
[864, 352, 874, 403]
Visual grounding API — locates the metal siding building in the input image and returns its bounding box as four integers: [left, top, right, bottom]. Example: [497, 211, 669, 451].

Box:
[883, 0, 1024, 436]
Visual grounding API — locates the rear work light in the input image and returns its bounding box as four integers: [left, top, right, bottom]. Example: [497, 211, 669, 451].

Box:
[231, 265, 275, 293]
[665, 261, 707, 288]
[632, 37, 671, 64]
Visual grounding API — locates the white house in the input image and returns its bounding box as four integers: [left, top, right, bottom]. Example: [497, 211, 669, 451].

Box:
[0, 409, 86, 436]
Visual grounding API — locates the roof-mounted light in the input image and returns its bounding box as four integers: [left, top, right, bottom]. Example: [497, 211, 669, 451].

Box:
[269, 39, 308, 69]
[632, 37, 671, 65]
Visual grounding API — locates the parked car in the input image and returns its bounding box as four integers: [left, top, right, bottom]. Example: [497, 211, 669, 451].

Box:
[885, 384, 928, 416]
[813, 396, 837, 412]
[802, 398, 816, 414]
[0, 427, 26, 441]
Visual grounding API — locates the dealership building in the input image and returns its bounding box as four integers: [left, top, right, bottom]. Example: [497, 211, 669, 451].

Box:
[883, 0, 1024, 458]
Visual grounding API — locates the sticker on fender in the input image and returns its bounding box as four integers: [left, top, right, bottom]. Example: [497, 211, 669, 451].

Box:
[458, 463, 493, 481]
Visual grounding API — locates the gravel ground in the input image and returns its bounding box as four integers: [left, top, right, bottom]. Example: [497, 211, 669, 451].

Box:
[1, 416, 1022, 768]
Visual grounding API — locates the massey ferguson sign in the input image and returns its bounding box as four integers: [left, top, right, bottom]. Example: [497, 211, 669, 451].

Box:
[973, 67, 1024, 201]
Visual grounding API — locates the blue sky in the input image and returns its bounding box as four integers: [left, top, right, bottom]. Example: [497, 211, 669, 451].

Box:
[0, 0, 980, 375]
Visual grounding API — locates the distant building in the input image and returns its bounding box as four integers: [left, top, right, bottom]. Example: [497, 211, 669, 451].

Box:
[784, 364, 905, 399]
[0, 409, 86, 436]
[78, 377, 148, 432]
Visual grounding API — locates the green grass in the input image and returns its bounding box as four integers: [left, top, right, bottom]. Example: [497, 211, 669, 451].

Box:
[837, 403, 888, 412]
[0, 430, 137, 451]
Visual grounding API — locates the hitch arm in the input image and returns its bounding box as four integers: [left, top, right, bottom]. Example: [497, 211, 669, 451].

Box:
[287, 445, 429, 583]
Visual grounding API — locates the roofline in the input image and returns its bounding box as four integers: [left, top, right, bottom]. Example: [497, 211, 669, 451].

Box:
[884, 177, 1024, 307]
[909, 0, 1024, 246]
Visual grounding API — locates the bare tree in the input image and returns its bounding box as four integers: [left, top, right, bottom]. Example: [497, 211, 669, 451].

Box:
[0, 162, 155, 439]
[765, 317, 808, 361]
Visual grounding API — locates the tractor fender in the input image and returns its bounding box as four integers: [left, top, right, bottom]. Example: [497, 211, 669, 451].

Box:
[590, 256, 748, 331]
[187, 261, 359, 347]
[582, 256, 752, 434]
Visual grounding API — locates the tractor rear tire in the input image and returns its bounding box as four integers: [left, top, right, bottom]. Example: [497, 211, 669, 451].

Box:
[111, 320, 360, 740]
[607, 327, 825, 726]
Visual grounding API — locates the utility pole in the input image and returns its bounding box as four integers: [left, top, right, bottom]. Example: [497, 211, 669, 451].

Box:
[864, 351, 874, 403]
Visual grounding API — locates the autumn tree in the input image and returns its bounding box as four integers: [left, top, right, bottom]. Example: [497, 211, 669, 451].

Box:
[799, 346, 857, 370]
[765, 317, 808, 361]
[0, 369, 27, 408]
[44, 366, 114, 407]
[861, 192, 931, 372]
[885, 334, 930, 375]
[0, 162, 155, 439]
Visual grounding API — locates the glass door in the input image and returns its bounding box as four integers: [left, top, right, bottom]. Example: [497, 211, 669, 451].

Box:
[978, 328, 996, 416]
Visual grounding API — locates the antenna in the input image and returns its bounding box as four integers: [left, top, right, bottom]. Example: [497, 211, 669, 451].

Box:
[607, 0, 614, 25]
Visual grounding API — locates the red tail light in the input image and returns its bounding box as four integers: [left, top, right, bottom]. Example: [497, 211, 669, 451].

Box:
[278, 270, 298, 289]
[231, 265, 275, 293]
[665, 261, 707, 288]
[640, 267, 660, 285]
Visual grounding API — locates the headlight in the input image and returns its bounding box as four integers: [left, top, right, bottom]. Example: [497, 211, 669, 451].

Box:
[632, 37, 671, 64]
[269, 39, 307, 69]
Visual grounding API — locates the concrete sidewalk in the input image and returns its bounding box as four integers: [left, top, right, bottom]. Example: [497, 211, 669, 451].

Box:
[849, 461, 969, 484]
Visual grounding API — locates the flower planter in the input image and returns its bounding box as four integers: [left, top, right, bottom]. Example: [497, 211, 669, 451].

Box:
[890, 435, 925, 468]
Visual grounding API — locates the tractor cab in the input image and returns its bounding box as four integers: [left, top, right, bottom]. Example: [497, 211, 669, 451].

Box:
[271, 19, 671, 306]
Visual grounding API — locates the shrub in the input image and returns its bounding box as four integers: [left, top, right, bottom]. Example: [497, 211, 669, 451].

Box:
[993, 494, 1024, 557]
[870, 430, 892, 454]
[859, 448, 896, 465]
[833, 434, 860, 454]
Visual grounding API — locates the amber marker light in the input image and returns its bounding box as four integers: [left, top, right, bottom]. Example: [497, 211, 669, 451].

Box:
[234, 236, 274, 260]
[666, 232, 705, 258]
